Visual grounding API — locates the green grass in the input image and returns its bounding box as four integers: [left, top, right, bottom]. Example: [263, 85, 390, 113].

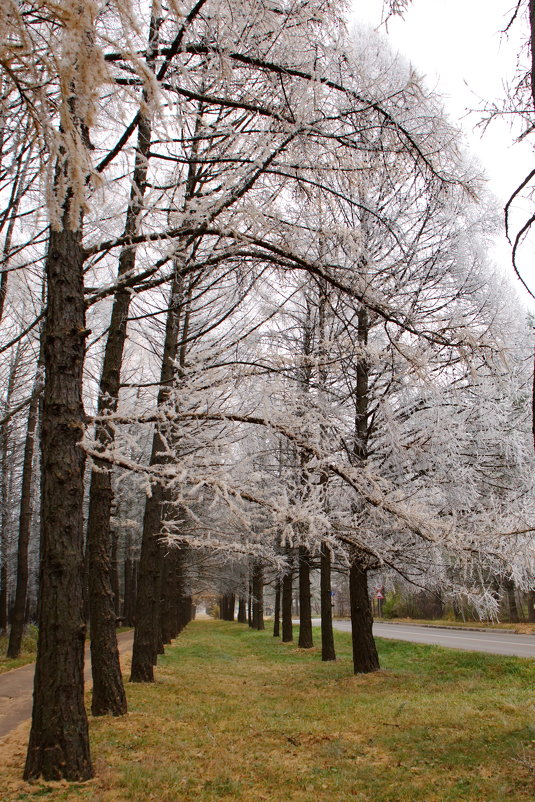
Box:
[0, 626, 37, 674]
[4, 620, 535, 801]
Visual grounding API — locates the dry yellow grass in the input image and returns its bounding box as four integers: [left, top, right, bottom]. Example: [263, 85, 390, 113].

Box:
[1, 620, 535, 801]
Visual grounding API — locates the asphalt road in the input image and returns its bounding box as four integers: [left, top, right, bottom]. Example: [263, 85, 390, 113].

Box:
[0, 630, 133, 739]
[319, 619, 535, 659]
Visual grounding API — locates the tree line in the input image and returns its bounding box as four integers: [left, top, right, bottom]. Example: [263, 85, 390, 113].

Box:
[1, 0, 535, 782]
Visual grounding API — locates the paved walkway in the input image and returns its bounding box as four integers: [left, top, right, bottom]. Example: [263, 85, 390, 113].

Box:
[0, 631, 134, 739]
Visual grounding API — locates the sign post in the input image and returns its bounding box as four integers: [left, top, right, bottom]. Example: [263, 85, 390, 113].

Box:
[375, 588, 384, 619]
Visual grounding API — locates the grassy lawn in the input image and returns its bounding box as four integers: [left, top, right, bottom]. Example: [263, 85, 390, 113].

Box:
[3, 620, 535, 801]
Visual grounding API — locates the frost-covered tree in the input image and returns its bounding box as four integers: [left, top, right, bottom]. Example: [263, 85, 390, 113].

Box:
[2, 0, 534, 781]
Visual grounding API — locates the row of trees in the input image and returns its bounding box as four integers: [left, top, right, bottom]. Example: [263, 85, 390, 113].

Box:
[1, 0, 534, 783]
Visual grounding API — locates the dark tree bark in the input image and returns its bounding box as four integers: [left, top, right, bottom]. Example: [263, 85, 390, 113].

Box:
[130, 101, 203, 679]
[237, 595, 247, 623]
[159, 551, 171, 643]
[178, 594, 193, 630]
[320, 542, 336, 661]
[0, 349, 19, 634]
[87, 466, 127, 714]
[220, 593, 236, 621]
[176, 592, 187, 634]
[161, 546, 183, 642]
[123, 557, 133, 626]
[24, 213, 93, 780]
[349, 557, 379, 674]
[0, 539, 7, 633]
[129, 476, 164, 681]
[504, 579, 521, 623]
[273, 579, 281, 637]
[345, 299, 379, 675]
[0, 155, 36, 645]
[528, 590, 535, 623]
[251, 561, 265, 630]
[171, 550, 185, 637]
[530, 0, 535, 110]
[0, 153, 28, 326]
[0, 262, 7, 325]
[298, 546, 313, 648]
[155, 547, 166, 656]
[86, 175, 150, 702]
[130, 269, 186, 682]
[123, 556, 137, 627]
[281, 564, 293, 642]
[111, 530, 121, 618]
[0, 491, 8, 633]
[86, 7, 161, 709]
[0, 567, 6, 633]
[7, 360, 41, 658]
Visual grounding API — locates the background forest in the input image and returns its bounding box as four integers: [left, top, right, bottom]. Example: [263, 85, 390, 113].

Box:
[1, 0, 535, 782]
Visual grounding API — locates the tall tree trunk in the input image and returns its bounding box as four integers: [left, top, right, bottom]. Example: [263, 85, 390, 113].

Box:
[155, 548, 166, 656]
[504, 579, 520, 623]
[24, 213, 92, 780]
[298, 546, 313, 648]
[161, 546, 183, 642]
[0, 349, 20, 633]
[130, 269, 186, 682]
[175, 557, 186, 631]
[0, 429, 8, 632]
[237, 595, 247, 623]
[0, 147, 30, 325]
[130, 474, 164, 681]
[320, 542, 336, 661]
[7, 358, 42, 658]
[123, 556, 134, 626]
[530, 0, 535, 111]
[160, 551, 172, 643]
[528, 590, 535, 623]
[179, 595, 193, 630]
[349, 557, 379, 674]
[123, 540, 137, 628]
[247, 581, 253, 627]
[281, 564, 293, 642]
[251, 561, 265, 630]
[86, 6, 161, 711]
[87, 452, 127, 715]
[111, 530, 121, 618]
[273, 579, 281, 637]
[221, 593, 235, 621]
[316, 276, 335, 660]
[346, 298, 378, 675]
[0, 559, 6, 632]
[130, 94, 202, 681]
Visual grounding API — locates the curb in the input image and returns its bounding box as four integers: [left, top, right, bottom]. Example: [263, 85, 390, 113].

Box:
[374, 621, 535, 636]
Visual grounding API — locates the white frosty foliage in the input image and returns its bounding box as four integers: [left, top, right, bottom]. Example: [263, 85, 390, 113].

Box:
[2, 0, 535, 607]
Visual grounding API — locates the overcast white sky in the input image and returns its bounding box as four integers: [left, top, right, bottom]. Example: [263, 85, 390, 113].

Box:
[350, 0, 528, 195]
[349, 0, 535, 300]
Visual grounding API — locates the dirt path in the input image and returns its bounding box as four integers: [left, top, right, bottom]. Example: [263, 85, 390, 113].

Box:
[0, 630, 134, 740]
